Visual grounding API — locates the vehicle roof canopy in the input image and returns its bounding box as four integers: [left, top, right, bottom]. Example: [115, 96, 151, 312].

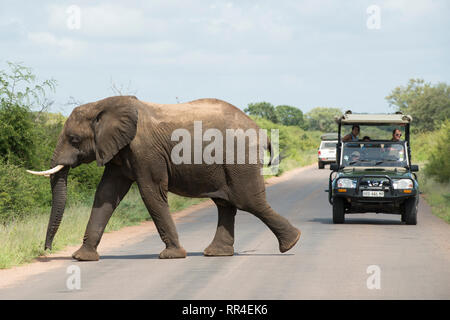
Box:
[335, 113, 413, 125]
[321, 133, 338, 140]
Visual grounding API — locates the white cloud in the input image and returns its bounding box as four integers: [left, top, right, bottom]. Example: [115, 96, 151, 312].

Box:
[381, 0, 443, 17]
[27, 32, 86, 57]
[141, 41, 180, 55]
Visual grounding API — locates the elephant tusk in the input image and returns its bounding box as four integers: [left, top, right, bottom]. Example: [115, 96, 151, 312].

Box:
[26, 165, 65, 177]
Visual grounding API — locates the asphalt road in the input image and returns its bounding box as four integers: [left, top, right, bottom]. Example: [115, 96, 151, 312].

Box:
[1, 166, 449, 299]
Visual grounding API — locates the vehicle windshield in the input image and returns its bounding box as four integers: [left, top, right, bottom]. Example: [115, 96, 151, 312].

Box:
[321, 142, 337, 149]
[341, 142, 408, 168]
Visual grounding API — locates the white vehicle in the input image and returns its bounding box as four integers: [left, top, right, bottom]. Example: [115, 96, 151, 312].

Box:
[318, 137, 337, 169]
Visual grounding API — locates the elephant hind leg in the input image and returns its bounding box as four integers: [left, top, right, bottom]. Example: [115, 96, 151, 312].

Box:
[204, 199, 237, 256]
[244, 200, 301, 253]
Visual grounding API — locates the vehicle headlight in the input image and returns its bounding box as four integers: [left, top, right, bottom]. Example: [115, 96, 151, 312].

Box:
[337, 178, 357, 188]
[393, 179, 413, 189]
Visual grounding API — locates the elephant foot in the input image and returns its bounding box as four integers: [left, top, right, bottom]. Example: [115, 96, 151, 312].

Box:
[203, 244, 234, 256]
[72, 245, 100, 261]
[279, 228, 301, 253]
[159, 247, 187, 259]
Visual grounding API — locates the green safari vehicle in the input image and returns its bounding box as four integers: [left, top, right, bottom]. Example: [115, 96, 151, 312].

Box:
[328, 111, 420, 224]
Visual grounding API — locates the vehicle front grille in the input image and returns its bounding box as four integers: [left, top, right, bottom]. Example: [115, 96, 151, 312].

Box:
[359, 178, 391, 189]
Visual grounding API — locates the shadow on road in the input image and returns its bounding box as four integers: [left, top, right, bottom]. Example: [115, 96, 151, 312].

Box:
[235, 253, 294, 257]
[309, 217, 403, 225]
[35, 256, 74, 262]
[98, 251, 293, 260]
[234, 249, 293, 257]
[100, 252, 206, 260]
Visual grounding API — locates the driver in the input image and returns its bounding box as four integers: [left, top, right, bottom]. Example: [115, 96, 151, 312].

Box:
[350, 151, 360, 163]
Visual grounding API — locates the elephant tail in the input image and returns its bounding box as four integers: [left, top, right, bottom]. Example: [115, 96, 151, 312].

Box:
[265, 135, 286, 167]
[267, 139, 273, 166]
[266, 139, 282, 166]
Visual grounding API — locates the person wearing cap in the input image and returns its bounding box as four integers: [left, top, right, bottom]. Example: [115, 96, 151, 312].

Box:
[350, 151, 360, 162]
[342, 125, 360, 142]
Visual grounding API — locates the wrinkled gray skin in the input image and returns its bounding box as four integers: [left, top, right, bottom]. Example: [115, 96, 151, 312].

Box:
[46, 96, 301, 261]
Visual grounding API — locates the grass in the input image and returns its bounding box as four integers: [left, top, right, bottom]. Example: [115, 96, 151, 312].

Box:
[0, 186, 205, 269]
[417, 171, 450, 223]
[275, 150, 317, 175]
[411, 130, 450, 224]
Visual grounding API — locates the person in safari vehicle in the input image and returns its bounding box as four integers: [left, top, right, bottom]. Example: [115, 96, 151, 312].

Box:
[392, 128, 402, 141]
[342, 124, 360, 142]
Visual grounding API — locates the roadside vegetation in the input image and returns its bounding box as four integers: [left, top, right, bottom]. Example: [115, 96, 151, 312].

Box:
[388, 80, 450, 223]
[410, 121, 450, 223]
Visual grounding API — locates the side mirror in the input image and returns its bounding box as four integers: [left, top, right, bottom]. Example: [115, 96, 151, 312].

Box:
[330, 163, 339, 171]
[410, 164, 419, 172]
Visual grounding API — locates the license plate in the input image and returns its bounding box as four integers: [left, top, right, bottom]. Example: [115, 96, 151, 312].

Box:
[363, 190, 384, 197]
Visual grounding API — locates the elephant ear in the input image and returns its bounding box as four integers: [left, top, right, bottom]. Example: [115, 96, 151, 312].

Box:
[93, 100, 138, 166]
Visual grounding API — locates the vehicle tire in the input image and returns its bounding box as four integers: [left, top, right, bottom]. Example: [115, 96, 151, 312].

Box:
[404, 197, 418, 225]
[318, 161, 324, 169]
[401, 213, 406, 223]
[333, 197, 345, 224]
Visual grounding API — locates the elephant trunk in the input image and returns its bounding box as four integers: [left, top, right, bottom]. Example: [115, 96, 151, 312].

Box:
[45, 164, 69, 250]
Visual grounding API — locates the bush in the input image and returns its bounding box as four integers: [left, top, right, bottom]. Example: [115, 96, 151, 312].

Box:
[0, 101, 35, 167]
[30, 112, 65, 170]
[0, 162, 51, 222]
[69, 162, 104, 196]
[0, 161, 98, 224]
[425, 120, 450, 183]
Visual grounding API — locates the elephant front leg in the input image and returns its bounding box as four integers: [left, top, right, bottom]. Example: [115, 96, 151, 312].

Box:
[204, 201, 236, 256]
[72, 164, 133, 261]
[138, 185, 186, 259]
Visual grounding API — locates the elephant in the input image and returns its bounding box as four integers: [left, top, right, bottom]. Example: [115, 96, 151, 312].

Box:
[27, 96, 301, 261]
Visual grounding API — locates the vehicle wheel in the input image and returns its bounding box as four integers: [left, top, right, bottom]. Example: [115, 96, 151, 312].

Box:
[333, 197, 345, 224]
[318, 161, 324, 169]
[404, 197, 418, 225]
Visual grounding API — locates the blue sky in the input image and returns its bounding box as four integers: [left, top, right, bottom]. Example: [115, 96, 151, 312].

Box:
[1, 0, 449, 115]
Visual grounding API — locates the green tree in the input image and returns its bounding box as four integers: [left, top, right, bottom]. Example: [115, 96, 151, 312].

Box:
[386, 79, 450, 132]
[305, 107, 342, 132]
[244, 102, 278, 123]
[275, 105, 305, 128]
[0, 62, 56, 112]
[0, 62, 56, 167]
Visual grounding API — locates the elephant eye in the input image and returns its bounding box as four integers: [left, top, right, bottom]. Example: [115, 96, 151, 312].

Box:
[69, 135, 81, 146]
